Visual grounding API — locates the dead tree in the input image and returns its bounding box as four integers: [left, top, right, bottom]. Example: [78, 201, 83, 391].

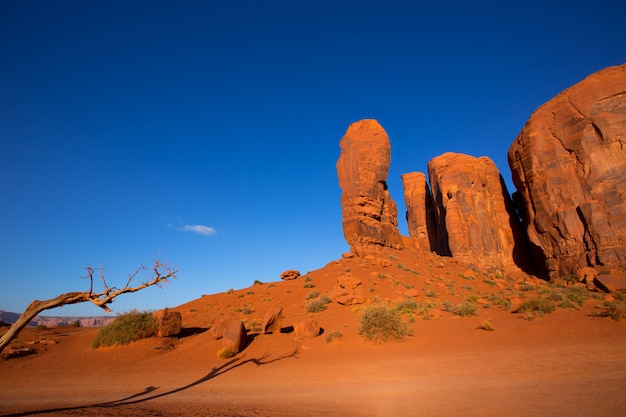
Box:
[0, 257, 177, 354]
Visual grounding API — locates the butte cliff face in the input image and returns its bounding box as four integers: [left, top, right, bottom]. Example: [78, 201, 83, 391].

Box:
[426, 153, 531, 271]
[337, 119, 403, 255]
[508, 64, 626, 279]
[401, 172, 439, 253]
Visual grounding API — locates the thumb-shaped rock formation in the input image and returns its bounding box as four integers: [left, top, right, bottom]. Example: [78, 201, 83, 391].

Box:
[508, 64, 626, 279]
[337, 119, 403, 255]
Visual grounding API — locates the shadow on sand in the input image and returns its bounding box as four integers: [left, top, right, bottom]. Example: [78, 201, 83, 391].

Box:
[0, 349, 299, 417]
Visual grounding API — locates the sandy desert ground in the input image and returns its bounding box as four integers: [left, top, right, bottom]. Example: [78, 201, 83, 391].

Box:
[1, 249, 625, 417]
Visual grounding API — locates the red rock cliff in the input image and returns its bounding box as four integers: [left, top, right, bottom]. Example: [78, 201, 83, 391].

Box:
[427, 152, 530, 271]
[401, 172, 439, 252]
[337, 119, 403, 255]
[508, 64, 626, 279]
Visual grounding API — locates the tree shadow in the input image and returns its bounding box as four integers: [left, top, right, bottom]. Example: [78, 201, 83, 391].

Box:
[0, 349, 299, 417]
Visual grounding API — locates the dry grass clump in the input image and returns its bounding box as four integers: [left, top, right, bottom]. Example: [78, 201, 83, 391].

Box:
[92, 310, 157, 348]
[515, 297, 556, 319]
[477, 320, 494, 331]
[305, 295, 331, 313]
[443, 300, 478, 317]
[217, 346, 235, 359]
[359, 304, 409, 342]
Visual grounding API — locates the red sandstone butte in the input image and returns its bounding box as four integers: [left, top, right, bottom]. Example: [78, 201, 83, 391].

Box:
[337, 120, 403, 256]
[508, 64, 626, 279]
[427, 152, 530, 271]
[336, 119, 403, 255]
[401, 172, 439, 252]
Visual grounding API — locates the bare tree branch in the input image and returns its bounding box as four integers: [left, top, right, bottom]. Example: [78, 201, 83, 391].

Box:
[0, 257, 177, 355]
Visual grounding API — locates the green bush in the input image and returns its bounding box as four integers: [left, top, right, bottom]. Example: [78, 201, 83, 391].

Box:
[515, 297, 556, 319]
[325, 330, 343, 343]
[453, 301, 478, 317]
[305, 295, 331, 312]
[92, 310, 157, 348]
[359, 304, 409, 342]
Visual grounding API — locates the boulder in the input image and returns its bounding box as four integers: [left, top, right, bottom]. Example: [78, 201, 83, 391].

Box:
[335, 294, 366, 306]
[336, 119, 403, 256]
[210, 313, 239, 340]
[508, 64, 626, 279]
[294, 319, 321, 338]
[427, 152, 531, 271]
[593, 272, 626, 293]
[221, 318, 248, 355]
[153, 309, 182, 338]
[337, 275, 361, 290]
[280, 270, 301, 280]
[262, 306, 284, 334]
[401, 172, 439, 252]
[577, 267, 598, 284]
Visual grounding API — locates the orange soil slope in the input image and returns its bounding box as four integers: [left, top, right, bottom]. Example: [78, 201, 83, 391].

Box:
[1, 248, 625, 417]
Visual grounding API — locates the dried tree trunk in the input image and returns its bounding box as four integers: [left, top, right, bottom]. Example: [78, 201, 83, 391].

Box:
[0, 259, 176, 354]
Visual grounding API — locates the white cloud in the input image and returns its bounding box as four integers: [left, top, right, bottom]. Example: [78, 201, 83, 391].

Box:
[178, 225, 217, 236]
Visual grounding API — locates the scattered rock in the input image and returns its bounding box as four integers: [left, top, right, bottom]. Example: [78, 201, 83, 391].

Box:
[337, 275, 361, 290]
[336, 119, 404, 256]
[508, 64, 626, 279]
[262, 306, 284, 334]
[593, 273, 626, 293]
[294, 319, 321, 338]
[342, 252, 354, 259]
[210, 314, 240, 340]
[403, 289, 419, 298]
[221, 318, 248, 355]
[577, 267, 598, 284]
[335, 294, 366, 306]
[153, 309, 182, 338]
[280, 270, 301, 280]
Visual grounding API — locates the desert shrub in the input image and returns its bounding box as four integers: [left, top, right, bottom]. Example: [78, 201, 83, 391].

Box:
[35, 324, 47, 331]
[70, 320, 82, 328]
[477, 320, 494, 331]
[306, 295, 331, 313]
[443, 300, 454, 312]
[303, 282, 316, 288]
[253, 279, 263, 285]
[92, 310, 157, 348]
[359, 304, 409, 342]
[306, 290, 320, 300]
[515, 297, 556, 319]
[519, 282, 535, 291]
[453, 301, 478, 317]
[325, 330, 343, 343]
[217, 346, 235, 359]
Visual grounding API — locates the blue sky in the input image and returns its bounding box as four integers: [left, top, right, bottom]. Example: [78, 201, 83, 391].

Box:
[1, 1, 625, 317]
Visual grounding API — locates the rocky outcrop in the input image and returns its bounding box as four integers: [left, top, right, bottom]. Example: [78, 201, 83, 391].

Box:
[337, 119, 403, 255]
[401, 172, 439, 252]
[294, 319, 321, 338]
[427, 152, 530, 271]
[262, 306, 283, 334]
[210, 314, 239, 340]
[153, 309, 182, 338]
[221, 318, 247, 355]
[280, 270, 300, 280]
[508, 64, 626, 279]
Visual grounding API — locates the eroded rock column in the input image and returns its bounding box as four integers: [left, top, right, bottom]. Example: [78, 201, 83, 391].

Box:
[337, 119, 403, 256]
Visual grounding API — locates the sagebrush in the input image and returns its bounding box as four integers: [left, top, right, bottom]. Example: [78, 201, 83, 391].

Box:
[92, 310, 157, 348]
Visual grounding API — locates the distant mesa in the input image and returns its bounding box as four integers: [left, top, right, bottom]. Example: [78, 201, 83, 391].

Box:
[338, 63, 626, 282]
